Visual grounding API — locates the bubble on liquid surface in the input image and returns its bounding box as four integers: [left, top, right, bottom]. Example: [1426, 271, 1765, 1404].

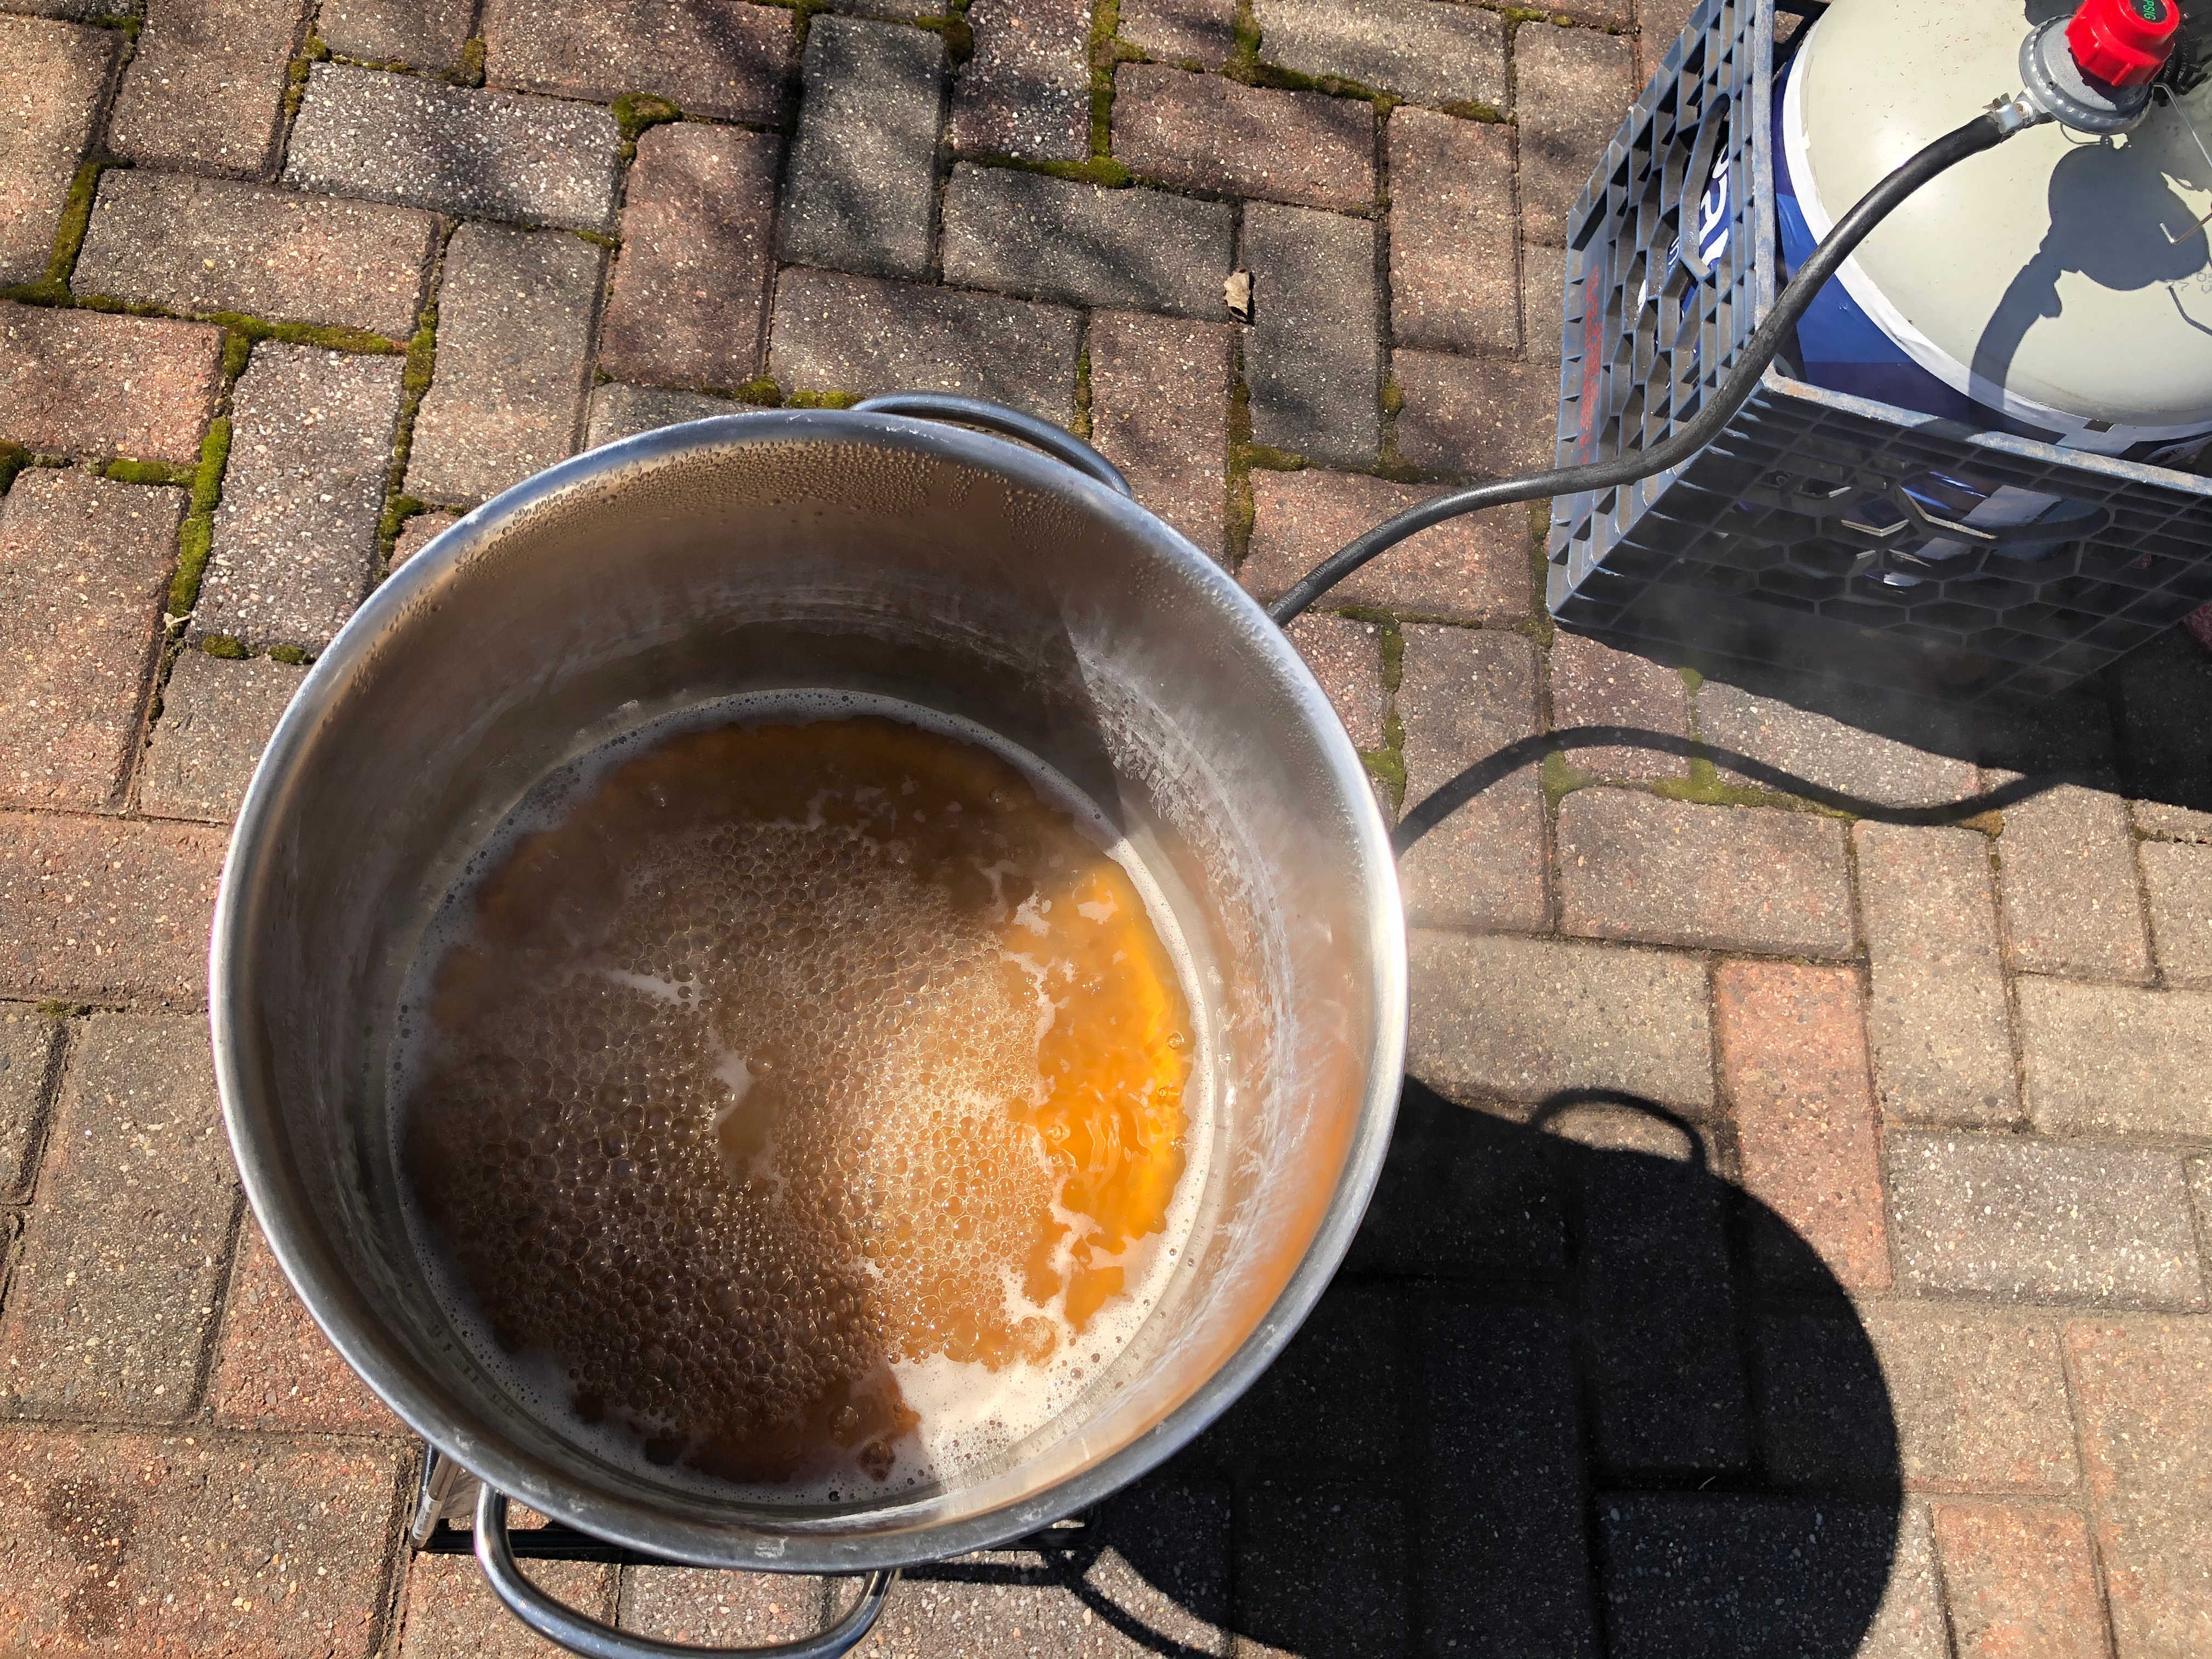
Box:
[396, 705, 1207, 1498]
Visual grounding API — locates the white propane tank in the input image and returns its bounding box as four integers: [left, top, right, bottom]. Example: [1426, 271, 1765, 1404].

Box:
[1776, 0, 2212, 462]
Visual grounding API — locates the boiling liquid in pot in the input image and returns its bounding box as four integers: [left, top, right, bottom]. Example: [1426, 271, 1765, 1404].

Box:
[392, 698, 1210, 1498]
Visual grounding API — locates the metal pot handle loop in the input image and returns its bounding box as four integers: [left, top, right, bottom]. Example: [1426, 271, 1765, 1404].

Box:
[472, 1484, 898, 1659]
[853, 392, 1136, 499]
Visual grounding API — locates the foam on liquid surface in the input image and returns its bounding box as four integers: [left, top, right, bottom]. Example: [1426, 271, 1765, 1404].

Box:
[394, 701, 1207, 1499]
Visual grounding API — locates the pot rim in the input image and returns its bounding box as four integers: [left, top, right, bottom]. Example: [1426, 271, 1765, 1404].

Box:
[208, 407, 1408, 1572]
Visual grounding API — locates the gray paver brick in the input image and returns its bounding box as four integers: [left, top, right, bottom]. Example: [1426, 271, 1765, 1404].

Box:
[315, 0, 472, 67]
[481, 0, 792, 123]
[1285, 614, 1385, 749]
[1387, 107, 1516, 356]
[407, 223, 600, 506]
[1513, 23, 1637, 246]
[0, 16, 114, 285]
[1111, 63, 1374, 211]
[1118, 0, 1235, 66]
[195, 342, 406, 649]
[2139, 838, 2212, 986]
[1347, 1086, 1572, 1279]
[76, 172, 436, 342]
[1931, 1501, 2107, 1659]
[1243, 201, 1379, 469]
[0, 1015, 236, 1421]
[2066, 1319, 2212, 1657]
[1558, 791, 1854, 956]
[2135, 797, 2212, 843]
[0, 1007, 60, 1205]
[1887, 1131, 2205, 1311]
[2018, 977, 2212, 1137]
[0, 301, 225, 466]
[1995, 781, 2152, 981]
[107, 0, 304, 178]
[1395, 624, 1547, 930]
[1239, 468, 1532, 621]
[1237, 1476, 1406, 1656]
[388, 510, 459, 569]
[778, 19, 946, 281]
[1217, 1286, 1401, 1463]
[1695, 679, 1980, 809]
[1086, 310, 1233, 560]
[1549, 632, 1691, 782]
[769, 266, 1080, 423]
[1257, 0, 1505, 109]
[402, 1552, 616, 1658]
[1855, 823, 2020, 1128]
[0, 811, 225, 1006]
[140, 649, 304, 823]
[284, 63, 622, 233]
[599, 123, 780, 394]
[618, 1569, 830, 1647]
[585, 383, 742, 452]
[1525, 240, 1568, 363]
[951, 0, 1091, 161]
[940, 167, 1235, 318]
[1761, 1310, 2079, 1492]
[1407, 930, 1714, 1109]
[0, 470, 180, 813]
[1392, 348, 1556, 477]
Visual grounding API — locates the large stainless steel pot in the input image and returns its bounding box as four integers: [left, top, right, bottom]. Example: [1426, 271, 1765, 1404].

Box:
[210, 396, 1406, 1657]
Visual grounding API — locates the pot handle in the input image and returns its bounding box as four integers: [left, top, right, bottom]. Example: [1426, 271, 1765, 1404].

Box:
[472, 1484, 897, 1659]
[853, 392, 1136, 499]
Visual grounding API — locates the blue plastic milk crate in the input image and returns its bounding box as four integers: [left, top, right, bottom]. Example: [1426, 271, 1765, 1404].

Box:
[1545, 0, 2212, 701]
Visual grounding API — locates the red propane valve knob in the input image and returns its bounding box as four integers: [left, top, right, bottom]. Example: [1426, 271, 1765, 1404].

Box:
[2066, 0, 2180, 87]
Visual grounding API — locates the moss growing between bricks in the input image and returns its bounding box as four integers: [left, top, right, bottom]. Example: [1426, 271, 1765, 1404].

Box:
[166, 414, 233, 616]
[737, 377, 784, 405]
[0, 443, 27, 495]
[200, 634, 248, 659]
[371, 238, 447, 578]
[268, 644, 309, 665]
[103, 458, 193, 487]
[452, 36, 487, 86]
[612, 93, 683, 142]
[787, 388, 862, 409]
[913, 14, 975, 62]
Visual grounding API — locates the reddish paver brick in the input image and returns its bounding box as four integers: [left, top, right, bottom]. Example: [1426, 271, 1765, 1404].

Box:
[481, 0, 791, 123]
[1111, 63, 1374, 210]
[140, 649, 305, 823]
[1854, 823, 2020, 1127]
[317, 0, 472, 67]
[1525, 241, 1568, 363]
[1286, 614, 1386, 749]
[769, 266, 1080, 423]
[0, 1428, 400, 1657]
[407, 223, 600, 506]
[1259, 0, 1505, 108]
[0, 1015, 235, 1421]
[1636, 0, 1701, 79]
[1240, 468, 1532, 621]
[1931, 1503, 2107, 1659]
[0, 303, 223, 466]
[1715, 960, 1887, 1290]
[1086, 310, 1232, 560]
[0, 470, 182, 812]
[1118, 0, 1235, 66]
[600, 123, 778, 394]
[1514, 23, 1637, 246]
[2067, 1319, 2212, 1656]
[951, 0, 1090, 161]
[1408, 930, 1714, 1109]
[1695, 679, 1980, 809]
[1888, 1132, 2204, 1311]
[1548, 631, 1690, 782]
[0, 810, 224, 1005]
[211, 1220, 397, 1435]
[0, 1005, 61, 1204]
[619, 1569, 832, 1646]
[1245, 200, 1379, 469]
[74, 172, 436, 341]
[390, 510, 460, 569]
[1388, 108, 1516, 355]
[2017, 978, 2212, 1137]
[1559, 792, 1854, 956]
[1392, 349, 1558, 478]
[1396, 624, 1547, 930]
[401, 1553, 615, 1659]
[2141, 838, 2212, 984]
[778, 19, 946, 281]
[1995, 781, 2151, 980]
[107, 0, 308, 178]
[0, 16, 115, 285]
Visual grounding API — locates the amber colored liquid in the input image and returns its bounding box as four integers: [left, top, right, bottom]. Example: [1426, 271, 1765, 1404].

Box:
[401, 715, 1193, 1488]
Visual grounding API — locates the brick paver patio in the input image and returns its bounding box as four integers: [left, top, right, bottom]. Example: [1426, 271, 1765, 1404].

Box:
[4, 0, 2211, 1652]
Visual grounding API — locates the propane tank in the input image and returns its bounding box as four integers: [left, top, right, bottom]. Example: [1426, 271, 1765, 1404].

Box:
[1775, 0, 2212, 464]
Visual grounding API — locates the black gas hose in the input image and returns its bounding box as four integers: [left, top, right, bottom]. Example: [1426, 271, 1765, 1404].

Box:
[1267, 98, 2047, 625]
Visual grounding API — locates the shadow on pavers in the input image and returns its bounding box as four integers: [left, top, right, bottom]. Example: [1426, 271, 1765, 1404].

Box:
[905, 1081, 1904, 1657]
